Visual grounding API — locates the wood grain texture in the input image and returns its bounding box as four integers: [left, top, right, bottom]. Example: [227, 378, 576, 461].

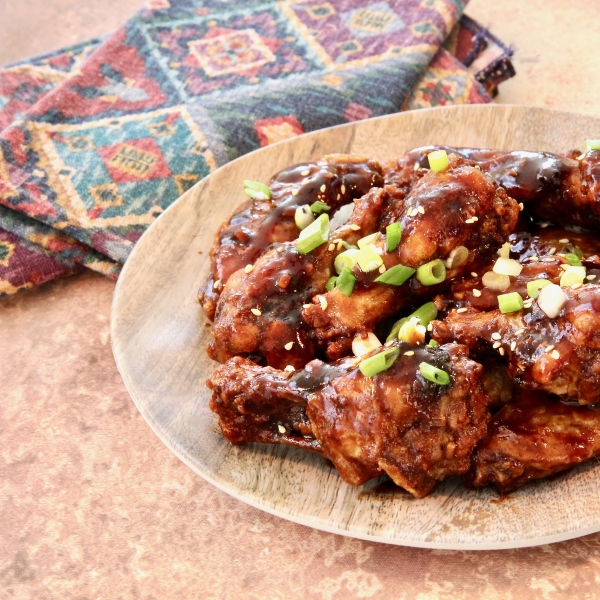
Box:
[111, 105, 600, 550]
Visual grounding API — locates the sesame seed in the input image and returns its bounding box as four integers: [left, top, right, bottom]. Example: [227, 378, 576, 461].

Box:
[251, 308, 262, 316]
[471, 272, 478, 278]
[540, 222, 550, 228]
[213, 279, 221, 289]
[404, 351, 415, 356]
[328, 243, 335, 251]
[519, 203, 524, 211]
[529, 256, 539, 262]
[587, 274, 597, 280]
[385, 339, 395, 346]
[302, 304, 311, 309]
[320, 184, 326, 192]
[559, 238, 569, 244]
[337, 194, 341, 200]
[301, 169, 310, 176]
[493, 341, 501, 349]
[545, 344, 555, 353]
[472, 216, 479, 222]
[499, 347, 505, 356]
[427, 323, 433, 331]
[551, 349, 560, 360]
[413, 162, 420, 171]
[523, 300, 533, 308]
[571, 282, 583, 289]
[560, 264, 570, 271]
[465, 218, 475, 224]
[341, 185, 346, 194]
[472, 289, 482, 297]
[510, 341, 517, 351]
[333, 238, 343, 244]
[378, 265, 386, 273]
[542, 257, 556, 263]
[350, 224, 361, 231]
[284, 365, 295, 372]
[491, 332, 501, 340]
[336, 241, 344, 251]
[245, 264, 253, 274]
[284, 342, 294, 350]
[417, 206, 425, 215]
[515, 328, 525, 336]
[456, 307, 468, 313]
[319, 297, 328, 310]
[292, 189, 299, 196]
[548, 247, 556, 255]
[278, 425, 286, 434]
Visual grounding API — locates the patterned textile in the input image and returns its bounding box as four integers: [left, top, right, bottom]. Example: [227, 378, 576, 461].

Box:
[0, 0, 514, 297]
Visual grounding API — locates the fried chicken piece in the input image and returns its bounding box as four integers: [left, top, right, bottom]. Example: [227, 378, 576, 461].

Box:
[302, 155, 519, 359]
[465, 391, 600, 492]
[208, 187, 390, 368]
[200, 155, 384, 319]
[431, 284, 600, 404]
[387, 146, 600, 231]
[207, 342, 492, 498]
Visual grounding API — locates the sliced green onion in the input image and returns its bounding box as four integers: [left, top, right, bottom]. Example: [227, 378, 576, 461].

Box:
[243, 180, 271, 200]
[336, 267, 356, 297]
[334, 248, 360, 274]
[585, 139, 600, 152]
[419, 362, 450, 385]
[416, 259, 446, 286]
[428, 149, 449, 172]
[497, 291, 524, 314]
[538, 283, 566, 318]
[359, 347, 400, 378]
[352, 332, 382, 357]
[386, 222, 402, 253]
[560, 265, 586, 287]
[561, 243, 583, 259]
[497, 242, 511, 259]
[527, 279, 551, 299]
[310, 201, 331, 214]
[398, 317, 426, 344]
[356, 245, 383, 272]
[326, 276, 338, 291]
[482, 271, 511, 291]
[295, 205, 315, 230]
[386, 302, 438, 342]
[374, 263, 415, 285]
[357, 232, 382, 249]
[493, 257, 523, 276]
[564, 253, 582, 266]
[298, 213, 330, 255]
[445, 245, 469, 269]
[428, 339, 439, 347]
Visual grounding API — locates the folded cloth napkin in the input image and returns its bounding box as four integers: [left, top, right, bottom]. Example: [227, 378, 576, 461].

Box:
[0, 0, 514, 296]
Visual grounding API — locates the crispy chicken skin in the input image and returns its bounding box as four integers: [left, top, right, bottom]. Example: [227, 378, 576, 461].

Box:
[302, 155, 519, 358]
[207, 187, 390, 368]
[387, 146, 600, 231]
[207, 342, 492, 498]
[200, 155, 384, 319]
[431, 285, 600, 405]
[466, 391, 600, 492]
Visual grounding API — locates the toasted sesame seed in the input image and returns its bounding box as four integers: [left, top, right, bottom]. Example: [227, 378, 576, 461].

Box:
[571, 282, 583, 289]
[523, 300, 533, 308]
[417, 206, 425, 215]
[499, 347, 505, 356]
[245, 264, 253, 274]
[491, 332, 502, 340]
[515, 328, 525, 336]
[472, 216, 479, 222]
[548, 247, 556, 255]
[587, 274, 597, 280]
[251, 308, 262, 316]
[427, 323, 433, 331]
[542, 257, 556, 263]
[413, 162, 420, 171]
[319, 296, 328, 310]
[551, 349, 560, 360]
[284, 341, 294, 350]
[378, 265, 386, 273]
[328, 243, 335, 251]
[301, 169, 310, 176]
[540, 222, 550, 228]
[213, 279, 221, 289]
[292, 189, 299, 196]
[278, 425, 286, 434]
[465, 218, 476, 224]
[284, 365, 295, 372]
[493, 341, 501, 349]
[404, 350, 415, 356]
[320, 184, 326, 192]
[472, 289, 482, 297]
[456, 307, 468, 313]
[545, 344, 555, 353]
[519, 203, 524, 211]
[350, 224, 361, 231]
[302, 304, 311, 309]
[510, 341, 517, 351]
[384, 339, 395, 346]
[559, 238, 569, 244]
[475, 164, 481, 170]
[529, 256, 539, 262]
[471, 272, 478, 278]
[337, 194, 341, 200]
[341, 185, 346, 194]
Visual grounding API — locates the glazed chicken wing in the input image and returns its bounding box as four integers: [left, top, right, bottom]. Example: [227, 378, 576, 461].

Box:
[200, 155, 384, 319]
[431, 284, 600, 404]
[466, 391, 600, 492]
[207, 341, 492, 498]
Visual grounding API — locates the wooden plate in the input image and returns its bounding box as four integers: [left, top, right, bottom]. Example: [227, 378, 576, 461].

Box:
[111, 105, 600, 550]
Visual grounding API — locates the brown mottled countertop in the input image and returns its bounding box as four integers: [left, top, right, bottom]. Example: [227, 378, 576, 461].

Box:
[3, 1, 600, 598]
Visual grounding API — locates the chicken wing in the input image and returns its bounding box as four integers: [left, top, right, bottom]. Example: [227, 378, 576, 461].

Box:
[200, 155, 384, 319]
[207, 341, 492, 498]
[465, 391, 600, 492]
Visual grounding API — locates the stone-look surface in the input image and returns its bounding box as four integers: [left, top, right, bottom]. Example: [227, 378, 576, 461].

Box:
[3, 1, 600, 599]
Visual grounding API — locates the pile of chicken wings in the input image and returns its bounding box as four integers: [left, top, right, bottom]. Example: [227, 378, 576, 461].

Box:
[201, 144, 600, 498]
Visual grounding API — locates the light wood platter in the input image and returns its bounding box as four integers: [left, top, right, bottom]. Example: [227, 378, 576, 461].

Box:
[111, 105, 600, 550]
